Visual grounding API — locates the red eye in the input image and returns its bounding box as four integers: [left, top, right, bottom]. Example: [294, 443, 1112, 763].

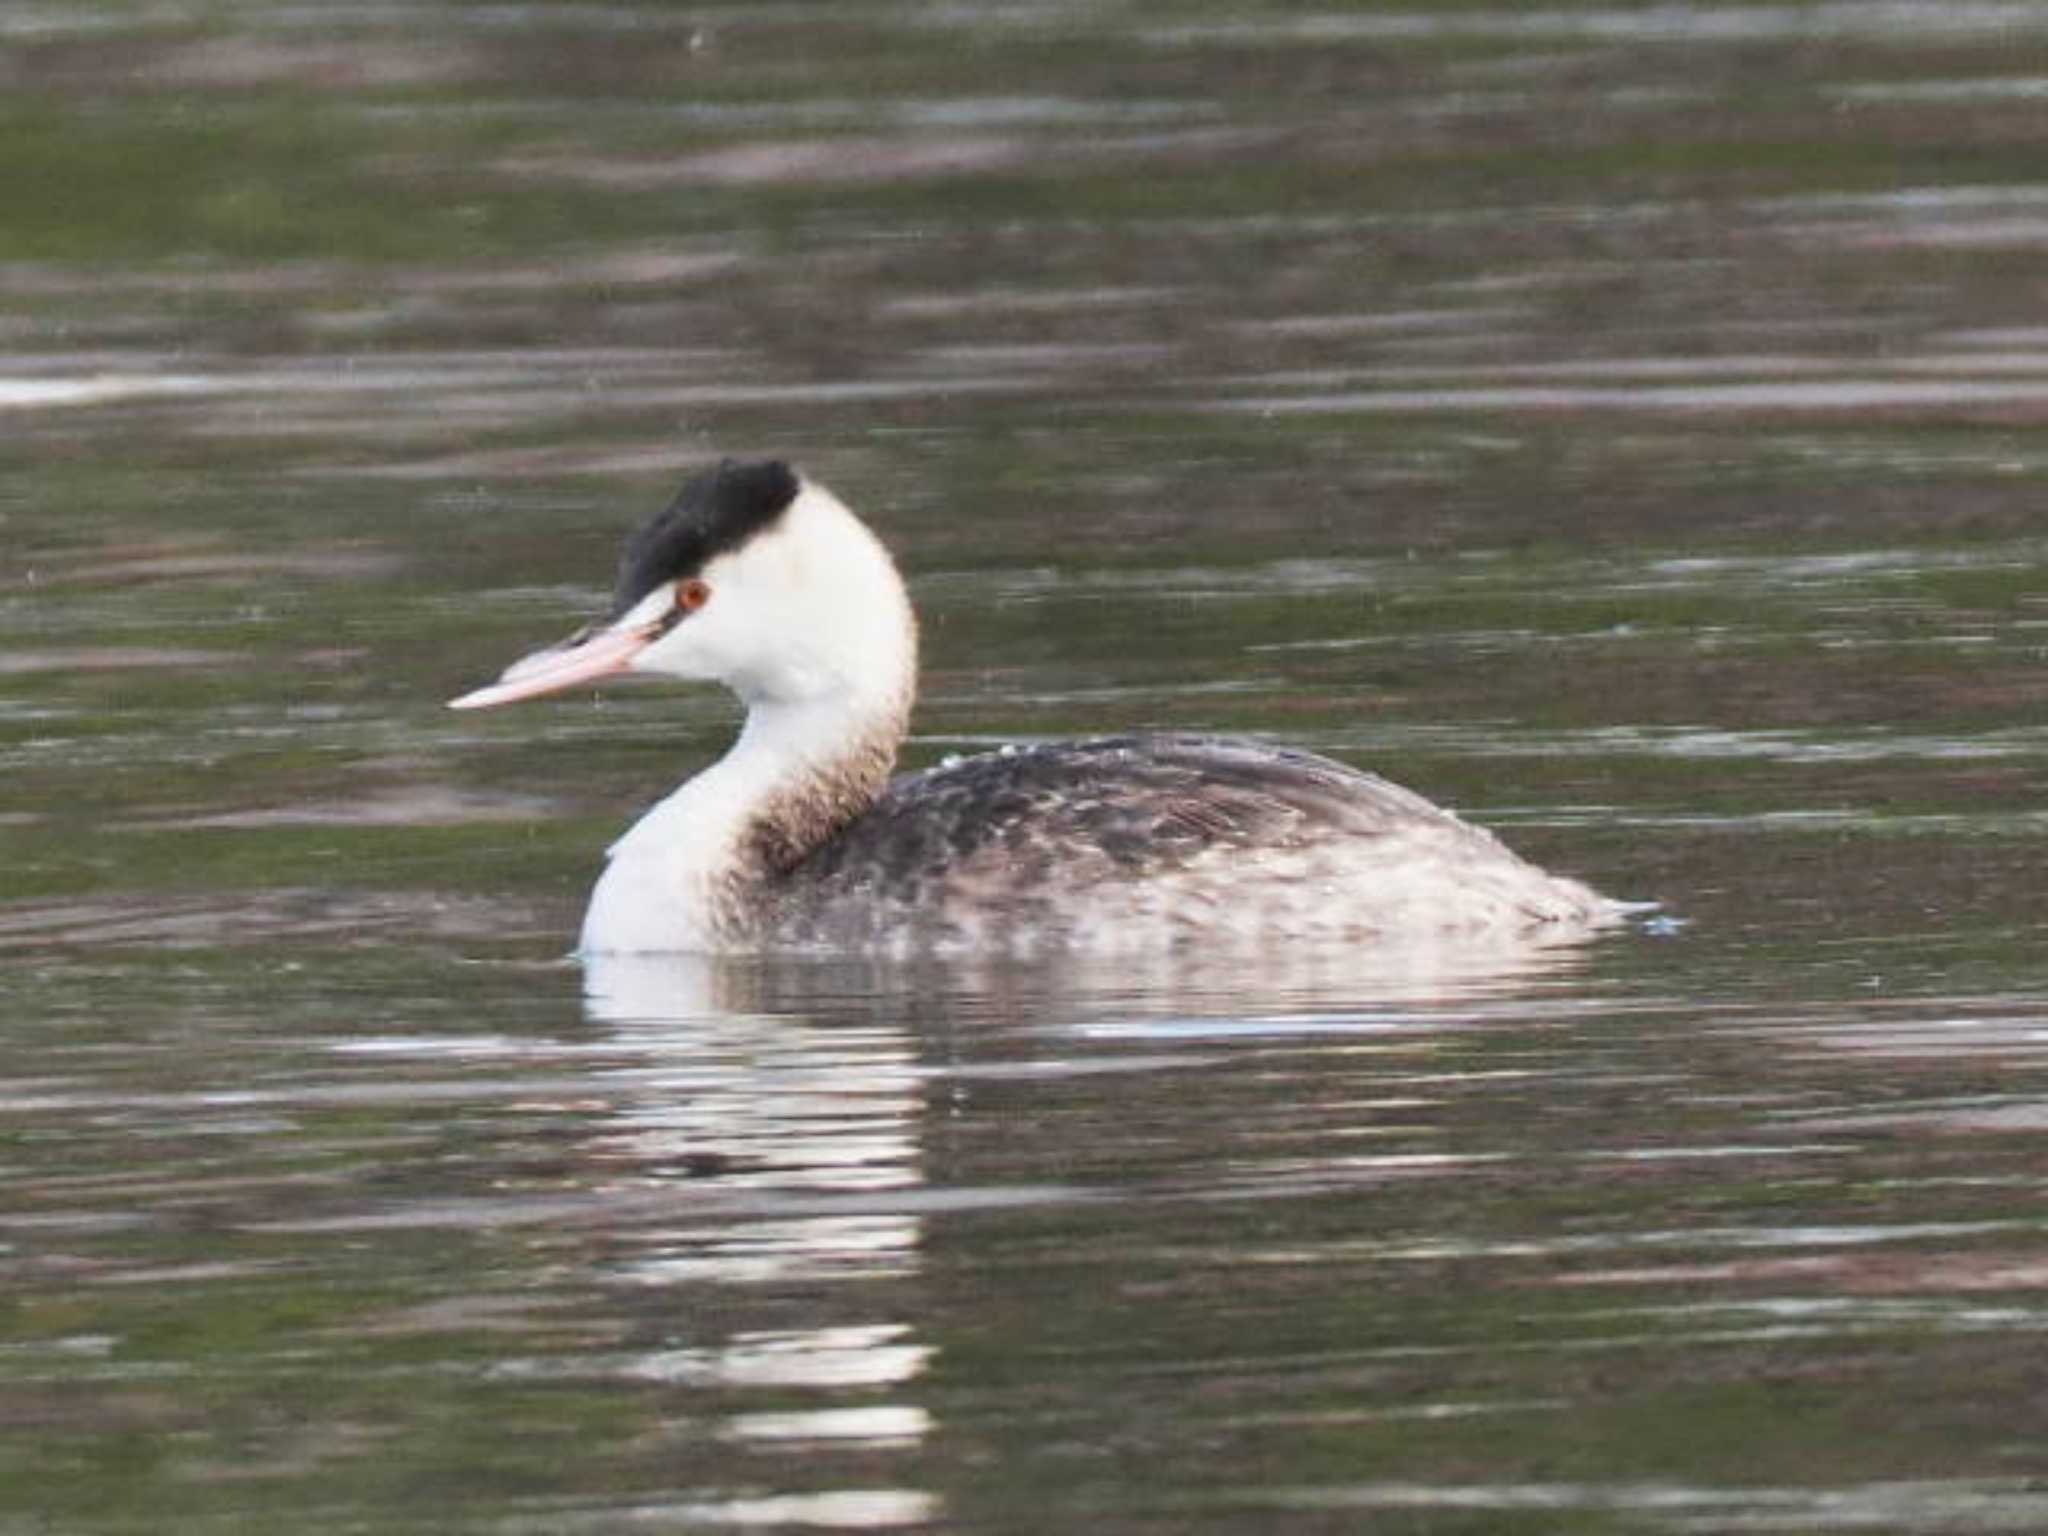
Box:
[677, 578, 711, 612]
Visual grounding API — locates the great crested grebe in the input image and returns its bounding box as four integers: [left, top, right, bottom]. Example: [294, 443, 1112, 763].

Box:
[450, 459, 1619, 955]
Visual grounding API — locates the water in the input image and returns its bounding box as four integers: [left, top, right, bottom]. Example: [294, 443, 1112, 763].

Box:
[8, 2, 2048, 1530]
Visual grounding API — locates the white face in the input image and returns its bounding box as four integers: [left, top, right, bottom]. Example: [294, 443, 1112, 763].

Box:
[646, 484, 916, 707]
[627, 524, 805, 698]
[448, 479, 914, 714]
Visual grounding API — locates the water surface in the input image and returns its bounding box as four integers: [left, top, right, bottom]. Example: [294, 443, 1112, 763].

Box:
[8, 2, 2048, 1530]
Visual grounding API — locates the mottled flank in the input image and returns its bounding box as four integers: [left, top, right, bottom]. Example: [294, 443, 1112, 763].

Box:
[766, 735, 1617, 955]
[610, 459, 799, 617]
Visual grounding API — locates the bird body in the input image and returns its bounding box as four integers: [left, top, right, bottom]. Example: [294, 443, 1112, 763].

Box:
[451, 461, 1618, 956]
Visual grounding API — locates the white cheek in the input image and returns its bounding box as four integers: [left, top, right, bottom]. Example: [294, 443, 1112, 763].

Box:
[630, 578, 759, 682]
[633, 609, 720, 678]
[618, 585, 675, 631]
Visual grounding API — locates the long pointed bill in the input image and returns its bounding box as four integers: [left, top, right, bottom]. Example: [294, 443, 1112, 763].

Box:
[447, 622, 655, 711]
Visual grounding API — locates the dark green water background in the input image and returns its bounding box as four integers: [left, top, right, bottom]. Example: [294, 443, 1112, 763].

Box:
[9, 4, 2048, 1531]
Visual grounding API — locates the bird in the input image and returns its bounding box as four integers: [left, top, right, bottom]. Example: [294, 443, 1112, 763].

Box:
[449, 459, 1620, 956]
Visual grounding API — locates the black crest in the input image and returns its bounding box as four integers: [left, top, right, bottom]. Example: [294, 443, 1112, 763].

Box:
[610, 459, 801, 616]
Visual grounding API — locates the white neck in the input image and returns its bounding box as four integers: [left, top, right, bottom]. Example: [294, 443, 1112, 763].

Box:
[578, 480, 916, 954]
[578, 696, 903, 953]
